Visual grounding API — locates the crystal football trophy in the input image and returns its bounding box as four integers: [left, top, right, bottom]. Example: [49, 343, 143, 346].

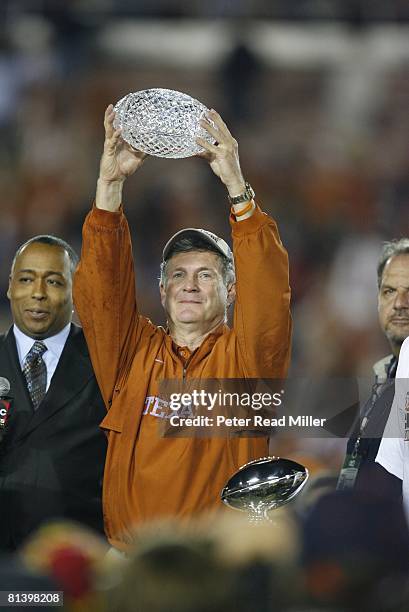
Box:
[221, 457, 309, 523]
[113, 88, 215, 159]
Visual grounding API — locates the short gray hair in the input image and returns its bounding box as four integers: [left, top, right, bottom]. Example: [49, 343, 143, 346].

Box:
[377, 238, 409, 288]
[11, 235, 79, 278]
[160, 236, 235, 287]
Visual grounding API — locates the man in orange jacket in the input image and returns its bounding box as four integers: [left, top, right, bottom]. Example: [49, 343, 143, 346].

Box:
[73, 105, 292, 550]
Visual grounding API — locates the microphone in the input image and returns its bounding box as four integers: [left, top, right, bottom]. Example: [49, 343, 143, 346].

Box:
[0, 377, 10, 396]
[0, 377, 12, 442]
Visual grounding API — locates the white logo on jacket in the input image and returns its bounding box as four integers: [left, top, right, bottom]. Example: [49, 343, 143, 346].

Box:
[143, 395, 194, 420]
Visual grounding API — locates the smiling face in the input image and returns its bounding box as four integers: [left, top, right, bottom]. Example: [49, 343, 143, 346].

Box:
[160, 251, 235, 334]
[7, 242, 73, 340]
[378, 253, 409, 356]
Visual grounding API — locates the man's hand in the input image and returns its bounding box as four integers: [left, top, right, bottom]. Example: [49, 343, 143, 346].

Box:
[100, 104, 146, 182]
[196, 110, 245, 198]
[96, 105, 147, 211]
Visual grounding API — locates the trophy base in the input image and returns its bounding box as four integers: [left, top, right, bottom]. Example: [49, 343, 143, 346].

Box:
[248, 512, 273, 525]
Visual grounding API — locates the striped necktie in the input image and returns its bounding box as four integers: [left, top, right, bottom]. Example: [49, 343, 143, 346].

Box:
[23, 341, 47, 410]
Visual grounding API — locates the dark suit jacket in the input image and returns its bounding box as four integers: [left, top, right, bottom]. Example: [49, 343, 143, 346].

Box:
[344, 356, 402, 497]
[0, 324, 107, 551]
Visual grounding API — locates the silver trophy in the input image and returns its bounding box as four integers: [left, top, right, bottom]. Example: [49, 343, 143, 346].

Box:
[221, 457, 308, 523]
[113, 88, 215, 159]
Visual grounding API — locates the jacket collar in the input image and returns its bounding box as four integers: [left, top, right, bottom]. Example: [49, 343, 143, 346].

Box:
[373, 354, 397, 382]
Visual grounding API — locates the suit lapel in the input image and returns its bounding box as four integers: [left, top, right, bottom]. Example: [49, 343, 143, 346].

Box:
[15, 324, 95, 440]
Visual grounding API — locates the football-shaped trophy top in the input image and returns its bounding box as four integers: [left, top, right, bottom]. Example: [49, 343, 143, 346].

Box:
[113, 88, 215, 159]
[221, 456, 309, 521]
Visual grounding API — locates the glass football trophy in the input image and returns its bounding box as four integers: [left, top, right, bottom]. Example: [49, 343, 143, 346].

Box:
[113, 88, 215, 158]
[221, 457, 309, 523]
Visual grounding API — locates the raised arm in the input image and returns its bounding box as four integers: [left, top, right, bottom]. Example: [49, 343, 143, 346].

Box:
[197, 110, 291, 379]
[96, 104, 147, 212]
[73, 106, 148, 406]
[230, 207, 291, 378]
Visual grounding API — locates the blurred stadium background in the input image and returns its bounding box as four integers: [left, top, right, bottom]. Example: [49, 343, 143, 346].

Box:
[1, 1, 409, 470]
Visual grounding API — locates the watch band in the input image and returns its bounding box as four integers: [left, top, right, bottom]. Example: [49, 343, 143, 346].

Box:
[228, 181, 255, 206]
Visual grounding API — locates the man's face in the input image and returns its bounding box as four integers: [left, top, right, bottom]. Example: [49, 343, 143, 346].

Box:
[7, 242, 73, 340]
[160, 251, 235, 332]
[378, 254, 409, 355]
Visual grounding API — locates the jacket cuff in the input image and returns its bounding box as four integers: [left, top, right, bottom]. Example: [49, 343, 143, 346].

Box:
[230, 202, 270, 236]
[88, 202, 124, 228]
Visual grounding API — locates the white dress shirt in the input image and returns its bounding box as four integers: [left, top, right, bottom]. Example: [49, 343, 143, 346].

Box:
[376, 335, 409, 521]
[13, 323, 71, 392]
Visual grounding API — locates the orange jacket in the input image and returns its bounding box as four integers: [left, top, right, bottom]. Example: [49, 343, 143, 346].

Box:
[73, 204, 291, 550]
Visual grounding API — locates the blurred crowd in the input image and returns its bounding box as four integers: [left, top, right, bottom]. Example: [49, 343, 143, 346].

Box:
[2, 1, 409, 21]
[1, 13, 408, 363]
[1, 7, 409, 607]
[2, 10, 409, 467]
[2, 486, 409, 611]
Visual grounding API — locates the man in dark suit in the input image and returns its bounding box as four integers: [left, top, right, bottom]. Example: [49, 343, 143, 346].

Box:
[0, 235, 107, 551]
